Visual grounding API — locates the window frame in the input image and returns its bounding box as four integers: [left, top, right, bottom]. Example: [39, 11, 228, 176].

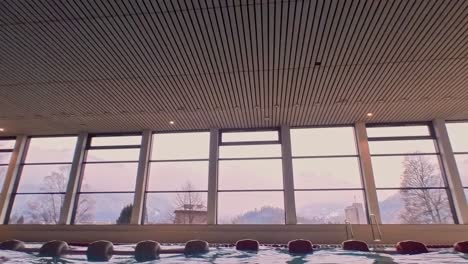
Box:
[290, 126, 368, 224]
[6, 136, 77, 224]
[219, 128, 281, 146]
[0, 136, 16, 167]
[367, 123, 458, 224]
[446, 121, 468, 200]
[143, 131, 210, 225]
[366, 122, 435, 139]
[71, 133, 142, 225]
[216, 128, 286, 224]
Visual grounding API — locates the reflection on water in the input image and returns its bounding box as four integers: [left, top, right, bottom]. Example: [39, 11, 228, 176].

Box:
[0, 245, 467, 264]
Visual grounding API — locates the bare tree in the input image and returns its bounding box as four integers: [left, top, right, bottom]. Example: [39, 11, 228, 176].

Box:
[399, 155, 451, 224]
[172, 181, 206, 224]
[24, 166, 95, 224]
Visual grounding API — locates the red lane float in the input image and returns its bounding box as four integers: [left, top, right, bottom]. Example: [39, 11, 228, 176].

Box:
[184, 240, 209, 255]
[135, 240, 161, 262]
[39, 240, 69, 258]
[0, 240, 25, 251]
[396, 240, 428, 255]
[236, 239, 259, 251]
[288, 239, 313, 254]
[454, 241, 468, 253]
[86, 240, 114, 262]
[341, 240, 370, 252]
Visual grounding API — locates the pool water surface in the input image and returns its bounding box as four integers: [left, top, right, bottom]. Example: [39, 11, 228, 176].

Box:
[1, 244, 468, 263]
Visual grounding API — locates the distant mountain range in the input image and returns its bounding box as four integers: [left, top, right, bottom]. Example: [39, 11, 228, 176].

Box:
[378, 192, 404, 224]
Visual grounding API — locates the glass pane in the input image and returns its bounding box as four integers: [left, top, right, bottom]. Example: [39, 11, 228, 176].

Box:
[16, 165, 71, 193]
[369, 140, 436, 155]
[447, 123, 468, 152]
[455, 155, 468, 186]
[86, 149, 140, 162]
[152, 132, 209, 160]
[147, 161, 208, 191]
[219, 145, 281, 159]
[291, 127, 357, 156]
[295, 190, 367, 224]
[222, 131, 278, 143]
[0, 153, 12, 164]
[217, 191, 284, 224]
[90, 135, 141, 147]
[9, 194, 64, 224]
[218, 159, 283, 190]
[377, 189, 454, 224]
[0, 165, 7, 190]
[145, 192, 208, 224]
[293, 158, 362, 189]
[25, 137, 77, 163]
[372, 155, 445, 188]
[367, 125, 430, 138]
[80, 163, 137, 192]
[74, 193, 134, 224]
[0, 139, 15, 149]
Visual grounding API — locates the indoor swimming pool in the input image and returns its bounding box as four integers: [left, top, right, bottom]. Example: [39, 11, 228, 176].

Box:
[1, 244, 467, 264]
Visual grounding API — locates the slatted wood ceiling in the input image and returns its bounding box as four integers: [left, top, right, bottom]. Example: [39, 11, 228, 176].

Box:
[0, 0, 467, 135]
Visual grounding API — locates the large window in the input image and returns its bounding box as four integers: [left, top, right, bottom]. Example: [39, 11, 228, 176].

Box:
[8, 136, 77, 224]
[291, 127, 367, 224]
[0, 138, 16, 191]
[144, 132, 209, 224]
[217, 130, 284, 224]
[446, 122, 468, 202]
[368, 124, 454, 224]
[73, 134, 141, 224]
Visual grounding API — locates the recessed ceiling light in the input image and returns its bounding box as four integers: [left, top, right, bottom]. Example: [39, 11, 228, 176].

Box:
[169, 121, 175, 125]
[0, 128, 4, 132]
[367, 112, 374, 117]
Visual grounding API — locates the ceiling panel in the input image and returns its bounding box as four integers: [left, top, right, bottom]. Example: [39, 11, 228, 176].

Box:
[0, 0, 467, 135]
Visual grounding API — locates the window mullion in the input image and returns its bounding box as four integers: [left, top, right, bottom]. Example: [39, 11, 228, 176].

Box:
[0, 135, 28, 224]
[433, 119, 468, 224]
[59, 132, 88, 224]
[355, 122, 382, 224]
[130, 130, 152, 225]
[207, 128, 219, 224]
[281, 125, 297, 225]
